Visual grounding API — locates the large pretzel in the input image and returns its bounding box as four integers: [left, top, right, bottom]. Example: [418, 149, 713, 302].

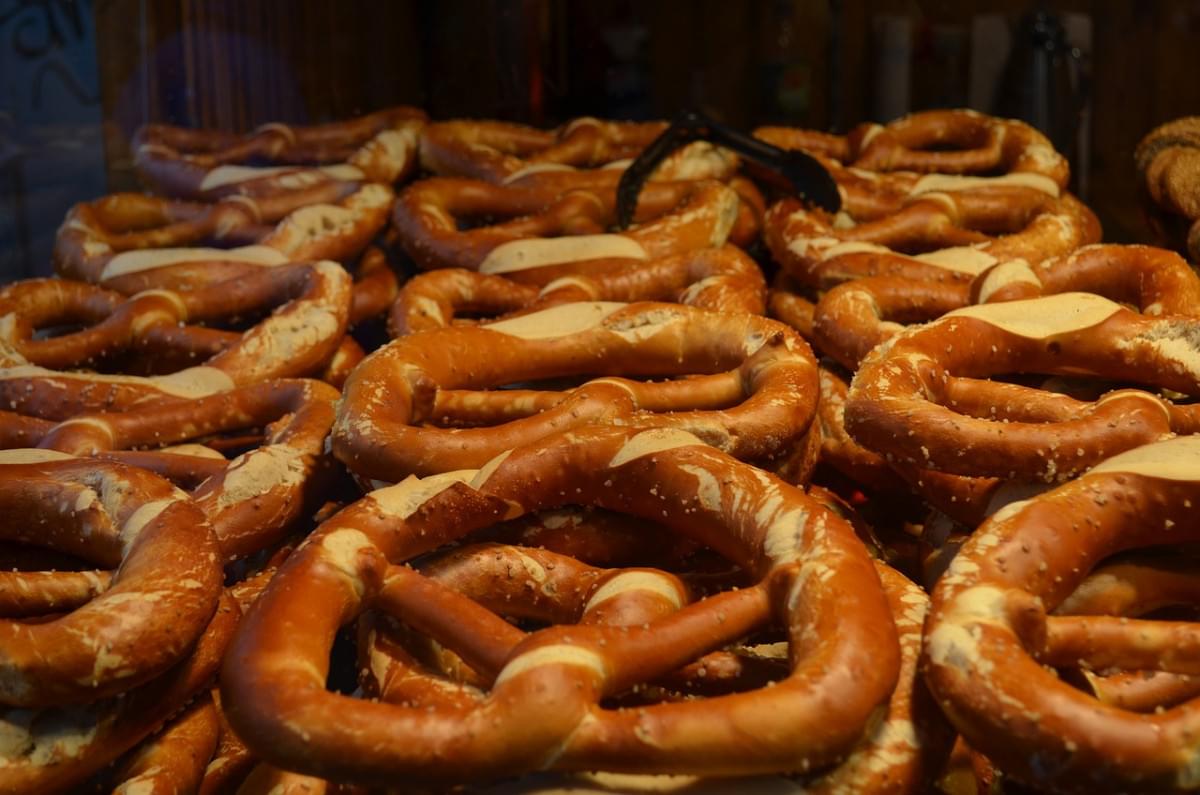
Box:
[133, 106, 426, 199]
[971, 243, 1200, 313]
[30, 378, 339, 561]
[756, 109, 1069, 187]
[420, 117, 739, 185]
[811, 242, 1200, 373]
[392, 175, 754, 272]
[222, 426, 898, 784]
[334, 301, 818, 482]
[844, 292, 1200, 482]
[0, 451, 222, 707]
[0, 590, 238, 793]
[0, 265, 349, 417]
[55, 182, 393, 285]
[387, 245, 766, 336]
[923, 435, 1200, 791]
[358, 544, 949, 793]
[766, 177, 1099, 291]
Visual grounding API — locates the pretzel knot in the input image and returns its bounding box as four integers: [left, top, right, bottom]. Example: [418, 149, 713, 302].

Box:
[765, 174, 1099, 291]
[54, 183, 393, 287]
[133, 106, 427, 199]
[35, 378, 339, 561]
[221, 426, 899, 784]
[387, 245, 767, 337]
[844, 292, 1200, 483]
[0, 264, 350, 417]
[420, 117, 738, 184]
[334, 301, 819, 482]
[0, 451, 222, 704]
[924, 436, 1200, 791]
[392, 176, 745, 272]
[756, 109, 1069, 187]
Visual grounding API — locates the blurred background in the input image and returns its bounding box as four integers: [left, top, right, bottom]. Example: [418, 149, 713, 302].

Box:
[2, 0, 1199, 280]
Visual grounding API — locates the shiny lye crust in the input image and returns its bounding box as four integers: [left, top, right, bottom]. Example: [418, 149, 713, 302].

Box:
[924, 436, 1200, 792]
[0, 265, 350, 417]
[757, 108, 1070, 187]
[54, 183, 393, 285]
[334, 301, 819, 482]
[387, 245, 766, 336]
[765, 176, 1100, 291]
[34, 378, 339, 561]
[844, 292, 1200, 482]
[391, 175, 748, 272]
[221, 426, 899, 785]
[133, 106, 427, 199]
[420, 117, 739, 185]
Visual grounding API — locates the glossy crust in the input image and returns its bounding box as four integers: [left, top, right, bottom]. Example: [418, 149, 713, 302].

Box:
[133, 106, 426, 199]
[334, 301, 818, 481]
[222, 426, 898, 785]
[923, 436, 1200, 792]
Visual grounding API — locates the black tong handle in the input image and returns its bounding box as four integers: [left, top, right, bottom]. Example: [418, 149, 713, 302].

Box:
[615, 109, 842, 229]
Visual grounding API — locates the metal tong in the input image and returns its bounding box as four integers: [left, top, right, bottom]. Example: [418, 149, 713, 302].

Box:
[615, 109, 842, 229]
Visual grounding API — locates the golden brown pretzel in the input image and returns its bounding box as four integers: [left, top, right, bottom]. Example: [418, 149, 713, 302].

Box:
[0, 451, 222, 707]
[134, 106, 426, 199]
[420, 117, 738, 185]
[334, 301, 818, 482]
[358, 548, 949, 793]
[0, 591, 237, 793]
[33, 379, 338, 561]
[813, 243, 1200, 373]
[221, 426, 897, 785]
[109, 694, 221, 795]
[55, 182, 393, 285]
[757, 109, 1069, 187]
[971, 243, 1200, 314]
[844, 293, 1200, 482]
[387, 245, 766, 336]
[391, 175, 742, 272]
[0, 264, 350, 408]
[923, 436, 1200, 791]
[765, 178, 1099, 291]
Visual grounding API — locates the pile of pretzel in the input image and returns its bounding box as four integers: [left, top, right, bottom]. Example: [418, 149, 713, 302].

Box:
[1, 105, 1198, 795]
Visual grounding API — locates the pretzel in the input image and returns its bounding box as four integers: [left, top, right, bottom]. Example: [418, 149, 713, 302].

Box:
[844, 292, 1200, 482]
[222, 425, 898, 784]
[971, 243, 1200, 314]
[110, 694, 221, 795]
[813, 276, 970, 370]
[2, 258, 350, 391]
[387, 245, 766, 336]
[55, 182, 393, 285]
[420, 118, 740, 185]
[813, 242, 1200, 372]
[0, 264, 349, 417]
[766, 177, 1100, 291]
[923, 435, 1200, 791]
[0, 591, 237, 793]
[392, 176, 744, 272]
[34, 379, 339, 561]
[0, 450, 222, 707]
[359, 544, 948, 792]
[133, 106, 426, 199]
[334, 301, 818, 481]
[756, 109, 1069, 187]
[1136, 116, 1200, 263]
